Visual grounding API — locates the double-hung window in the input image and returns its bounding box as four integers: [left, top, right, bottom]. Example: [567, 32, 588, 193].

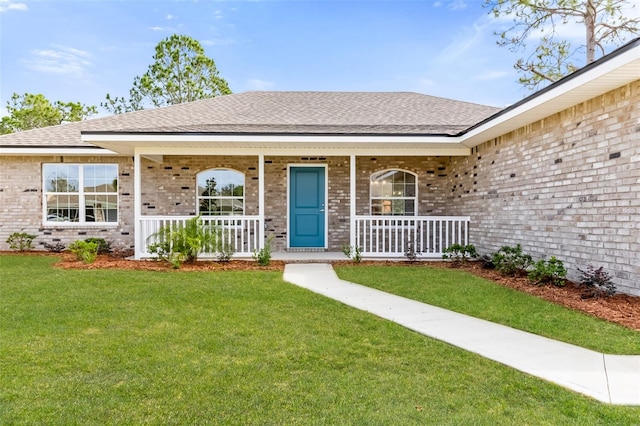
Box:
[370, 170, 417, 216]
[43, 164, 118, 224]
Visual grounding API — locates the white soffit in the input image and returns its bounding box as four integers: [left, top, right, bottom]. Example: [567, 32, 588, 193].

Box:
[461, 45, 640, 148]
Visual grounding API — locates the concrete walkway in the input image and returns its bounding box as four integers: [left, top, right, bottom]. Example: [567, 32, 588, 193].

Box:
[283, 263, 640, 405]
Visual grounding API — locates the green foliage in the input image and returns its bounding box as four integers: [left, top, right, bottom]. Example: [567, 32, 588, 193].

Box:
[252, 235, 274, 266]
[341, 245, 363, 263]
[528, 256, 567, 287]
[484, 0, 640, 91]
[102, 34, 231, 114]
[491, 244, 533, 276]
[147, 216, 219, 268]
[442, 244, 477, 262]
[578, 265, 616, 298]
[69, 240, 98, 264]
[216, 240, 235, 263]
[1, 93, 97, 134]
[84, 237, 111, 255]
[6, 232, 36, 251]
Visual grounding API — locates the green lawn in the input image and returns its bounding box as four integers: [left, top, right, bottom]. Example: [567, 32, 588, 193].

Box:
[2, 255, 640, 425]
[335, 265, 640, 355]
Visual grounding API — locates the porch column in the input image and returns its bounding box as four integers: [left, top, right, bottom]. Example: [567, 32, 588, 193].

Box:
[258, 154, 265, 249]
[133, 152, 142, 259]
[350, 154, 356, 248]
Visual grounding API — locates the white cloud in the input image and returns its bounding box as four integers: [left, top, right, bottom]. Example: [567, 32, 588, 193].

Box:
[448, 0, 467, 11]
[201, 38, 235, 46]
[245, 79, 275, 90]
[474, 70, 509, 81]
[22, 46, 92, 76]
[435, 14, 495, 64]
[166, 14, 174, 20]
[0, 0, 27, 12]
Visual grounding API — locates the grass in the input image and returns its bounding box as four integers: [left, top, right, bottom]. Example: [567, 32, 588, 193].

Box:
[335, 265, 640, 355]
[1, 255, 640, 424]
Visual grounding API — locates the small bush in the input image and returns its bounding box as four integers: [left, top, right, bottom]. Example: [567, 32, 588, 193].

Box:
[479, 254, 495, 269]
[404, 243, 420, 262]
[216, 242, 235, 263]
[528, 256, 567, 287]
[69, 240, 98, 264]
[578, 265, 616, 298]
[491, 244, 532, 276]
[342, 245, 362, 263]
[146, 216, 219, 268]
[44, 241, 66, 253]
[6, 232, 36, 251]
[442, 244, 477, 263]
[85, 237, 111, 254]
[253, 235, 274, 266]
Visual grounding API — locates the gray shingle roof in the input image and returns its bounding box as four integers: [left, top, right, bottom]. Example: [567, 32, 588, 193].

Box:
[0, 91, 501, 147]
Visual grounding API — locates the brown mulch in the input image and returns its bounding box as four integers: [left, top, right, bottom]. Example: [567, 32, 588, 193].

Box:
[11, 252, 640, 332]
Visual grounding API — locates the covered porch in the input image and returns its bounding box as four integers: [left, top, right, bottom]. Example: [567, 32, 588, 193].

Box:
[81, 133, 474, 260]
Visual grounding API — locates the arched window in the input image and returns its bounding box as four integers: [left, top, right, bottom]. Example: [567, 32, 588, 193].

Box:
[370, 170, 417, 216]
[197, 169, 245, 216]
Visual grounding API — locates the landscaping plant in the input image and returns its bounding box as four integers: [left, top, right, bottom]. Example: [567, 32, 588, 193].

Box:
[84, 237, 111, 254]
[68, 240, 98, 264]
[252, 235, 274, 266]
[442, 244, 477, 263]
[491, 244, 533, 276]
[6, 232, 36, 251]
[578, 265, 616, 298]
[528, 256, 567, 287]
[43, 241, 66, 253]
[341, 244, 363, 263]
[147, 216, 219, 268]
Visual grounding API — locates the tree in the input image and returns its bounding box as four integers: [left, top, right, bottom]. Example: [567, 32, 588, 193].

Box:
[0, 93, 97, 134]
[485, 0, 640, 90]
[102, 34, 231, 114]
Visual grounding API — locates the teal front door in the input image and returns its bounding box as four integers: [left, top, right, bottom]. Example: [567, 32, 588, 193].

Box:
[289, 167, 326, 248]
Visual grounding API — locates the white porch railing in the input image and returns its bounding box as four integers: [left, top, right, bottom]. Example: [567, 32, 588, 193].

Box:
[139, 215, 261, 258]
[355, 216, 470, 258]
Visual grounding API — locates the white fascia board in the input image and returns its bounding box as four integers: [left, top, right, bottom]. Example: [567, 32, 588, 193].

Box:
[0, 147, 119, 156]
[134, 146, 471, 157]
[82, 133, 459, 144]
[460, 47, 640, 148]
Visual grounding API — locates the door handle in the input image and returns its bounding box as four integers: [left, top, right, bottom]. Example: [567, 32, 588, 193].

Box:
[319, 209, 325, 212]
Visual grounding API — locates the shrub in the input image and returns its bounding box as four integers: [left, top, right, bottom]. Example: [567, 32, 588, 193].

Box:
[84, 237, 111, 254]
[404, 243, 420, 262]
[491, 244, 533, 276]
[69, 240, 98, 264]
[6, 232, 36, 251]
[578, 265, 616, 298]
[442, 244, 477, 263]
[253, 235, 274, 266]
[341, 245, 362, 263]
[528, 256, 567, 287]
[216, 241, 235, 263]
[44, 241, 66, 253]
[147, 216, 219, 268]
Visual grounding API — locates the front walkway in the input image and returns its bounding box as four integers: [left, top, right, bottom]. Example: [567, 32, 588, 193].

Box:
[283, 263, 640, 405]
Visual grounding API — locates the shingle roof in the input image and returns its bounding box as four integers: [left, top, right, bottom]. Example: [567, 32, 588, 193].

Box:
[0, 91, 501, 147]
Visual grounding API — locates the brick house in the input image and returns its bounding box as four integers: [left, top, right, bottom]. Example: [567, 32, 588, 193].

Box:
[1, 39, 638, 295]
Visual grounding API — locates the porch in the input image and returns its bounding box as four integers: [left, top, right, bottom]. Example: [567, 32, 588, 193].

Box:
[138, 215, 471, 259]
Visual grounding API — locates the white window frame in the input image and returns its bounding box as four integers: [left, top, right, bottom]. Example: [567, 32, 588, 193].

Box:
[196, 168, 245, 217]
[42, 163, 119, 226]
[369, 169, 418, 216]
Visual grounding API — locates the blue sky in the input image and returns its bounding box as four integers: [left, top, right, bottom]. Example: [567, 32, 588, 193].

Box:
[0, 0, 628, 118]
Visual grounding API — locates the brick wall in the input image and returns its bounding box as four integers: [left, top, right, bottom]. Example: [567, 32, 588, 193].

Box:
[0, 156, 135, 252]
[447, 82, 640, 295]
